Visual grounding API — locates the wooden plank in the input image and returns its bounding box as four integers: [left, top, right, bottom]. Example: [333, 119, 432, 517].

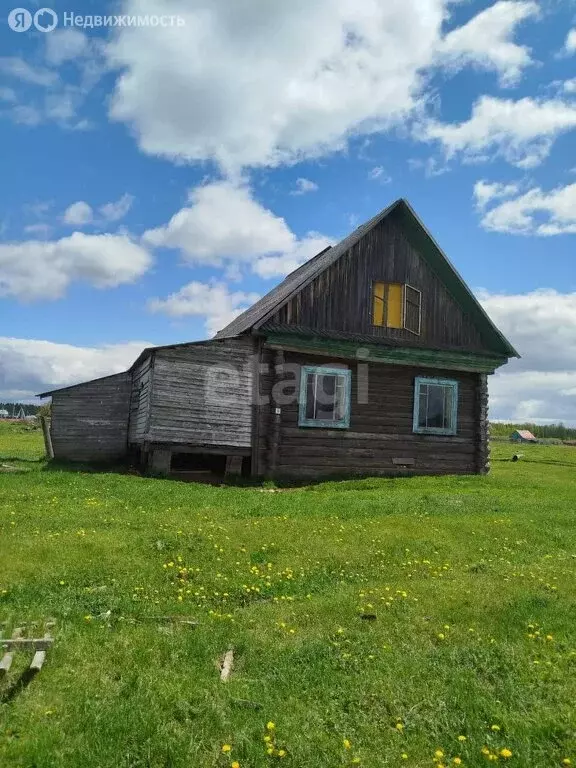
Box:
[1, 637, 53, 651]
[0, 627, 23, 675]
[29, 634, 52, 672]
[220, 648, 234, 682]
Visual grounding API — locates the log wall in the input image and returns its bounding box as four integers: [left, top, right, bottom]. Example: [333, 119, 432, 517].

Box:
[258, 349, 483, 478]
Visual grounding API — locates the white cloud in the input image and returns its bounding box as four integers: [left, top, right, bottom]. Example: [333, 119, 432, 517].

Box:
[149, 281, 260, 336]
[63, 201, 93, 226]
[478, 181, 576, 235]
[368, 165, 391, 182]
[45, 28, 89, 66]
[143, 180, 332, 278]
[99, 193, 134, 222]
[480, 290, 576, 425]
[0, 57, 58, 87]
[473, 179, 520, 210]
[0, 338, 148, 401]
[290, 178, 319, 196]
[0, 232, 152, 301]
[423, 95, 576, 168]
[23, 223, 53, 238]
[107, 0, 535, 171]
[438, 0, 538, 87]
[564, 28, 576, 56]
[62, 194, 134, 227]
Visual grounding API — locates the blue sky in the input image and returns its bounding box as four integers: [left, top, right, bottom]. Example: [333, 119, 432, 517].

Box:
[1, 0, 576, 422]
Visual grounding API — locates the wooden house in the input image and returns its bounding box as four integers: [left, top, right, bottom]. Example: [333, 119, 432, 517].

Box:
[38, 199, 518, 479]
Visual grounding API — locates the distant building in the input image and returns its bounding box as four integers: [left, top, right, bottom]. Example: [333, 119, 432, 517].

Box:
[511, 429, 537, 443]
[0, 409, 8, 419]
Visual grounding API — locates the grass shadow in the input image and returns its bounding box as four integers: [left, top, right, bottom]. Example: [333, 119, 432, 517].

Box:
[0, 667, 39, 704]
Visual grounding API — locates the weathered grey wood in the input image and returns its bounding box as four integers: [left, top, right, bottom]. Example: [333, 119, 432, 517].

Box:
[50, 372, 131, 462]
[150, 448, 171, 475]
[220, 648, 234, 682]
[225, 455, 243, 475]
[147, 337, 256, 450]
[259, 351, 479, 478]
[0, 627, 22, 675]
[40, 416, 54, 459]
[268, 350, 284, 475]
[29, 634, 52, 672]
[268, 215, 490, 353]
[1, 637, 53, 651]
[475, 373, 490, 474]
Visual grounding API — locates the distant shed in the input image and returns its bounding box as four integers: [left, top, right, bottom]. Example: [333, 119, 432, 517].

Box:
[511, 429, 537, 443]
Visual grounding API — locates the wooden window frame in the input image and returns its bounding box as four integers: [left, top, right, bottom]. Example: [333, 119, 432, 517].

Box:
[372, 282, 422, 335]
[403, 284, 422, 336]
[413, 376, 458, 436]
[298, 365, 351, 429]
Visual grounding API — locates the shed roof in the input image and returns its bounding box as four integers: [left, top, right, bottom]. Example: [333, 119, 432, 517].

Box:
[215, 198, 519, 358]
[513, 429, 537, 440]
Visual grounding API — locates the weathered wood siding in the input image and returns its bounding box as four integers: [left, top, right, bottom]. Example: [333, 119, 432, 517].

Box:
[257, 349, 482, 478]
[269, 215, 489, 353]
[128, 356, 152, 444]
[50, 373, 131, 462]
[147, 337, 256, 448]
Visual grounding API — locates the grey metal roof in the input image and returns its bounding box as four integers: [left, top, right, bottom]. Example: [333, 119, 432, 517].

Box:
[214, 199, 402, 339]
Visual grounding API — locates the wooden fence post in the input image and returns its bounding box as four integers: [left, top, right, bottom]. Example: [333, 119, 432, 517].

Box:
[40, 416, 54, 459]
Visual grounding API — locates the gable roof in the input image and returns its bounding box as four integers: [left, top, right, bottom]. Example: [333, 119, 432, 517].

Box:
[215, 198, 519, 358]
[513, 429, 537, 440]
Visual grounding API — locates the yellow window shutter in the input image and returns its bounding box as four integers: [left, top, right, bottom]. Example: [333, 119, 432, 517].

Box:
[373, 282, 385, 326]
[386, 283, 403, 328]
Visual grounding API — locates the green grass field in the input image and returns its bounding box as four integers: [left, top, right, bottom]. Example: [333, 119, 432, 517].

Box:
[1, 421, 576, 768]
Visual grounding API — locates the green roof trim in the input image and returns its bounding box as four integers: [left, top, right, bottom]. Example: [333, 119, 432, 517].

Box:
[266, 332, 508, 374]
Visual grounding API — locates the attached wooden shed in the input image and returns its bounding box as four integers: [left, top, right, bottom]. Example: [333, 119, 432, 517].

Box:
[39, 336, 256, 472]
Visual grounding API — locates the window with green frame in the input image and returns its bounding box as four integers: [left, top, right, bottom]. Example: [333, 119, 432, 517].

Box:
[413, 377, 458, 435]
[298, 366, 351, 429]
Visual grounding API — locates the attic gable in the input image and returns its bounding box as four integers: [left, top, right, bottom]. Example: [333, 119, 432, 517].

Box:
[216, 199, 518, 359]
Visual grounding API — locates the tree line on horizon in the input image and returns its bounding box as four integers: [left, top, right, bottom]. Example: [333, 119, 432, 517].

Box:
[489, 421, 576, 440]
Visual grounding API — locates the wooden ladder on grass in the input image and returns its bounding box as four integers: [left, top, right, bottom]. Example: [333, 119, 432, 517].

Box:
[0, 621, 55, 677]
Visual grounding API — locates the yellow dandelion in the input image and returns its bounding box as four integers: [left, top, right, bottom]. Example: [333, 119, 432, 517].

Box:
[343, 739, 352, 749]
[351, 759, 361, 765]
[278, 749, 286, 758]
[491, 725, 501, 732]
[396, 722, 404, 732]
[232, 763, 240, 768]
[266, 747, 274, 756]
[401, 755, 408, 760]
[437, 633, 445, 640]
[453, 759, 462, 766]
[221, 744, 232, 753]
[481, 747, 491, 755]
[458, 736, 467, 742]
[500, 748, 513, 759]
[562, 760, 572, 766]
[435, 750, 445, 759]
[266, 721, 276, 731]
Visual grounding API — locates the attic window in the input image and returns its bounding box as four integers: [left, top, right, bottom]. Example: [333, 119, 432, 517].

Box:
[373, 282, 421, 335]
[298, 366, 351, 429]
